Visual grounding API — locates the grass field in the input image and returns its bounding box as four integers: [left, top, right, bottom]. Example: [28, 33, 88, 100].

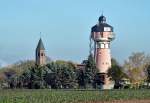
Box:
[0, 89, 150, 103]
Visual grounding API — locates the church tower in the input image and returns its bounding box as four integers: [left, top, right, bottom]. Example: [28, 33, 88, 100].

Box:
[36, 38, 46, 66]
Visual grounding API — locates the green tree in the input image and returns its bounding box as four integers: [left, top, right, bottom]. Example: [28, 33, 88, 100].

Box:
[76, 69, 86, 88]
[45, 61, 77, 89]
[45, 62, 60, 89]
[20, 65, 47, 89]
[84, 54, 97, 88]
[108, 58, 127, 89]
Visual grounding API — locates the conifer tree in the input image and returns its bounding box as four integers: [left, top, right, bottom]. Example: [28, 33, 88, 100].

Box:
[84, 54, 97, 88]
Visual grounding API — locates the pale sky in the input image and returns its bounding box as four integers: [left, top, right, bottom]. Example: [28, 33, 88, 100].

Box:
[0, 0, 150, 66]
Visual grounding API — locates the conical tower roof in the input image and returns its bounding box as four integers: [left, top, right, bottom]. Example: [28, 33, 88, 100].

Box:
[36, 38, 45, 50]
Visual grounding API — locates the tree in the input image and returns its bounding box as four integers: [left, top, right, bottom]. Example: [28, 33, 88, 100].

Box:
[45, 62, 59, 88]
[0, 60, 35, 89]
[108, 58, 127, 89]
[19, 65, 48, 89]
[30, 66, 47, 89]
[0, 60, 79, 89]
[84, 54, 97, 88]
[146, 65, 150, 88]
[123, 52, 149, 88]
[45, 61, 77, 89]
[76, 69, 86, 88]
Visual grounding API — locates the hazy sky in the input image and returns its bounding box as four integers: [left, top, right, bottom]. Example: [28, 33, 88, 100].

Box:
[0, 0, 150, 66]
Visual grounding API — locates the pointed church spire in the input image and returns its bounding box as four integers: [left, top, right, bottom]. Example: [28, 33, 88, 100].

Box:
[36, 38, 45, 50]
[36, 38, 46, 66]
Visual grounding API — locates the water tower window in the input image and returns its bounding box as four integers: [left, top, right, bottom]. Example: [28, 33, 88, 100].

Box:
[101, 43, 105, 48]
[105, 44, 109, 48]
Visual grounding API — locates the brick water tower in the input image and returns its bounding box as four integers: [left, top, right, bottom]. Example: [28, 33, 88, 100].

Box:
[90, 15, 115, 89]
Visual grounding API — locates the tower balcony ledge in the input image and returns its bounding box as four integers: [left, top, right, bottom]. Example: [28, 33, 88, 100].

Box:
[95, 38, 109, 42]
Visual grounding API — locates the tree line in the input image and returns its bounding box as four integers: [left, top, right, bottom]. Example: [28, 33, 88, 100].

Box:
[0, 52, 150, 89]
[0, 54, 98, 89]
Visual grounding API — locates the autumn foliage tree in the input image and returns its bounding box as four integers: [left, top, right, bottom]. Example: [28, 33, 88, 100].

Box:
[123, 52, 150, 88]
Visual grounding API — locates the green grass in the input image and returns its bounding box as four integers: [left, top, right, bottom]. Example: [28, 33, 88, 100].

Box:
[0, 89, 150, 103]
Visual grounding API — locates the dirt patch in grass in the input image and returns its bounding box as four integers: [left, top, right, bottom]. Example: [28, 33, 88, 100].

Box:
[86, 99, 150, 103]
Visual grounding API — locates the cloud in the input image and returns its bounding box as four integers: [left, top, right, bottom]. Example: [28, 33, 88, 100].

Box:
[0, 59, 7, 67]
